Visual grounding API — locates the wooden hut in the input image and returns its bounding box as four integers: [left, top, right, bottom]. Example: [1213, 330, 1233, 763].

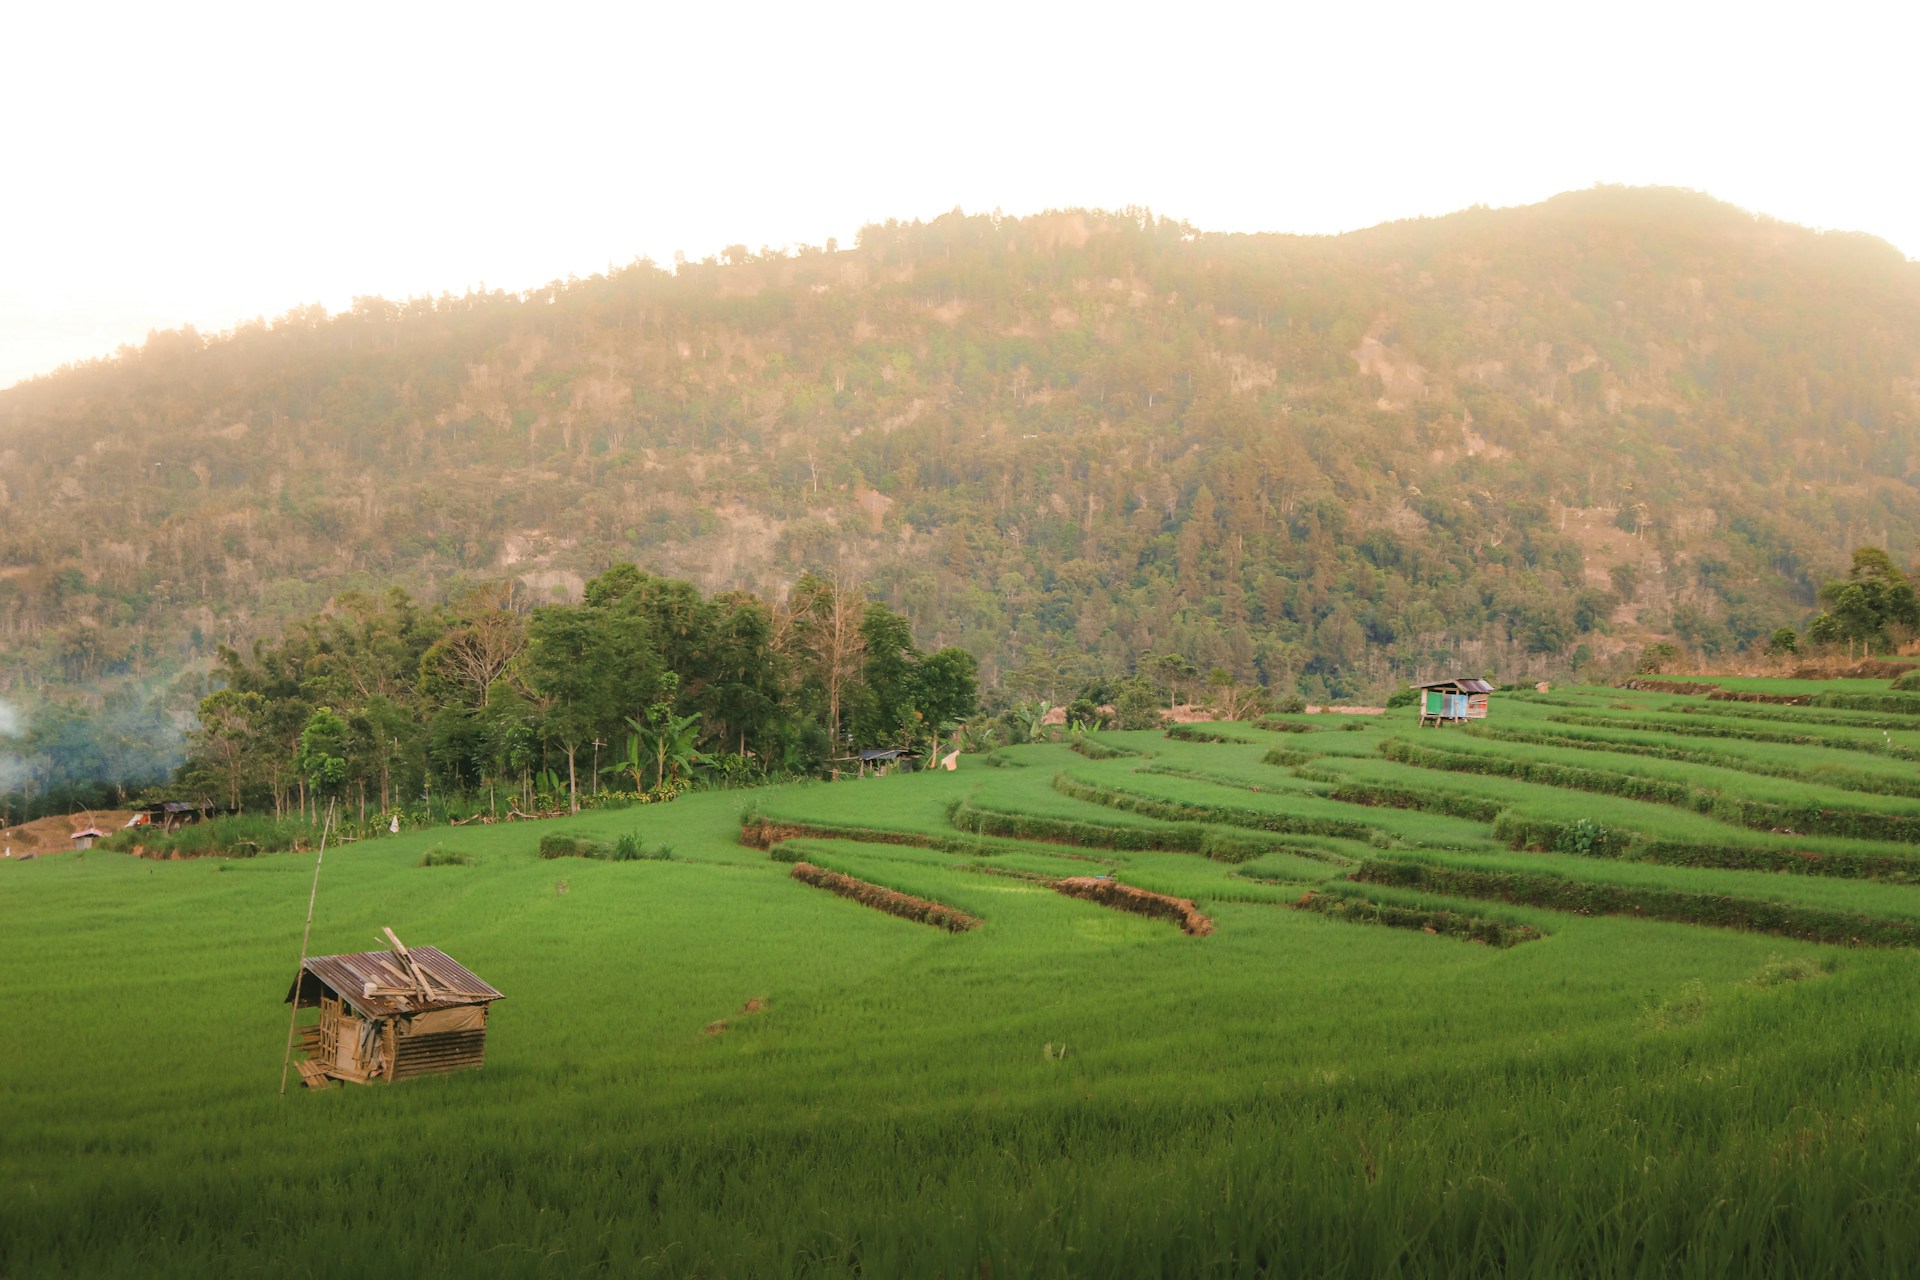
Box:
[856, 747, 911, 776]
[1413, 678, 1494, 726]
[285, 930, 503, 1090]
[130, 799, 225, 832]
[69, 827, 105, 849]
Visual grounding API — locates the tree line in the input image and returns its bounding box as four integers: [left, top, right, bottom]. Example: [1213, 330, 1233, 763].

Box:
[186, 566, 977, 822]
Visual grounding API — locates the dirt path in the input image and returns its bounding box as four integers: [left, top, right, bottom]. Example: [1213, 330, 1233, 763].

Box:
[3, 810, 136, 858]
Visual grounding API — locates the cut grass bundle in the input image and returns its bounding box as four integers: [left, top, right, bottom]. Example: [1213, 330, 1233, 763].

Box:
[1052, 876, 1213, 935]
[418, 845, 477, 867]
[538, 833, 612, 860]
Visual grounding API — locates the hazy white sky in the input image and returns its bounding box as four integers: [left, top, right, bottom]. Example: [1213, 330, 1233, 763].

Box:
[2, 0, 1914, 389]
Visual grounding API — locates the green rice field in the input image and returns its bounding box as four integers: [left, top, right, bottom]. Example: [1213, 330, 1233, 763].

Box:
[9, 678, 1920, 1276]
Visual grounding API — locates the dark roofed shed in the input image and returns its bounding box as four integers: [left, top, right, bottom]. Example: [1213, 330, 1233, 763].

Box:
[285, 941, 503, 1088]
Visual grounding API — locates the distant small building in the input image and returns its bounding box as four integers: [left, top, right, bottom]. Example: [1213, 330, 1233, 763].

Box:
[129, 799, 225, 832]
[1413, 678, 1494, 726]
[854, 747, 912, 776]
[70, 827, 106, 849]
[286, 934, 504, 1089]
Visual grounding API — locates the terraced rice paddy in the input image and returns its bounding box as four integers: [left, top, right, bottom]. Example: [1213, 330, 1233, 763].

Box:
[10, 679, 1920, 1276]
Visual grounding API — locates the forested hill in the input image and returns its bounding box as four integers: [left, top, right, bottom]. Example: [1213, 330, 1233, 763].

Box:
[4, 186, 1919, 709]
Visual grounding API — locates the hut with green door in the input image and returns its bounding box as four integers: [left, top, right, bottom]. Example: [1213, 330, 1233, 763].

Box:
[1413, 678, 1493, 727]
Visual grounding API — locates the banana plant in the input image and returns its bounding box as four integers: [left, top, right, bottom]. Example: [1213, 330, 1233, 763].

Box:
[601, 731, 648, 794]
[643, 704, 708, 788]
[1013, 700, 1054, 743]
[602, 701, 709, 793]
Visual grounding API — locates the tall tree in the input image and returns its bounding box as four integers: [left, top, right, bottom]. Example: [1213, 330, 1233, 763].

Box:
[188, 689, 268, 812]
[785, 570, 867, 761]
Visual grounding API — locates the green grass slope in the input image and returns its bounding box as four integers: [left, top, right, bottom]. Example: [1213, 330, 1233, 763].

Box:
[12, 687, 1920, 1275]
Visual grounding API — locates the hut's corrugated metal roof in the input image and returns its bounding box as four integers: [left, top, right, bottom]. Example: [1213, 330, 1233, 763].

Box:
[285, 946, 504, 1016]
[1412, 678, 1496, 693]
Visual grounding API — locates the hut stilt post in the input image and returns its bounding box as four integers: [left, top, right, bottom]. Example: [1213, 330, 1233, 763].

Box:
[279, 800, 337, 1095]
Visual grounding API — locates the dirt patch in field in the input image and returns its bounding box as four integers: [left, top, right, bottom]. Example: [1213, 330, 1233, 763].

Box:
[3, 811, 137, 858]
[1053, 876, 1213, 936]
[789, 862, 981, 932]
[1619, 679, 1721, 695]
[1708, 690, 1813, 706]
[740, 817, 940, 852]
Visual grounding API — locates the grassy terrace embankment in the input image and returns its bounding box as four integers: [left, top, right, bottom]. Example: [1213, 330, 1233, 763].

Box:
[14, 680, 1920, 1274]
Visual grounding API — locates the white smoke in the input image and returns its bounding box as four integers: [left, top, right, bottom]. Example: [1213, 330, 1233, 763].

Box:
[0, 698, 23, 798]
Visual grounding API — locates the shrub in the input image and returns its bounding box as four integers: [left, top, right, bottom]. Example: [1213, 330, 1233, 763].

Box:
[1747, 953, 1828, 988]
[538, 833, 612, 860]
[1645, 979, 1710, 1030]
[419, 846, 476, 867]
[1271, 694, 1308, 715]
[1555, 818, 1616, 857]
[1260, 747, 1317, 768]
[1636, 642, 1681, 674]
[611, 833, 673, 861]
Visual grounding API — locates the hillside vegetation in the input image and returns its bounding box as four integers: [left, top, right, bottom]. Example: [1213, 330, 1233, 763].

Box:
[3, 187, 1918, 718]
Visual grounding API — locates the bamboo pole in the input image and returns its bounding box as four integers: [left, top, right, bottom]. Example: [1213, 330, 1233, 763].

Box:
[279, 800, 336, 1095]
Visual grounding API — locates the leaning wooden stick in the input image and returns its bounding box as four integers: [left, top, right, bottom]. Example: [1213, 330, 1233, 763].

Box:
[279, 800, 336, 1095]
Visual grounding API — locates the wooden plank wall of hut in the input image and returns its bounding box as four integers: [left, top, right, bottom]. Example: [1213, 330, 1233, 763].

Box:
[390, 1029, 488, 1080]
